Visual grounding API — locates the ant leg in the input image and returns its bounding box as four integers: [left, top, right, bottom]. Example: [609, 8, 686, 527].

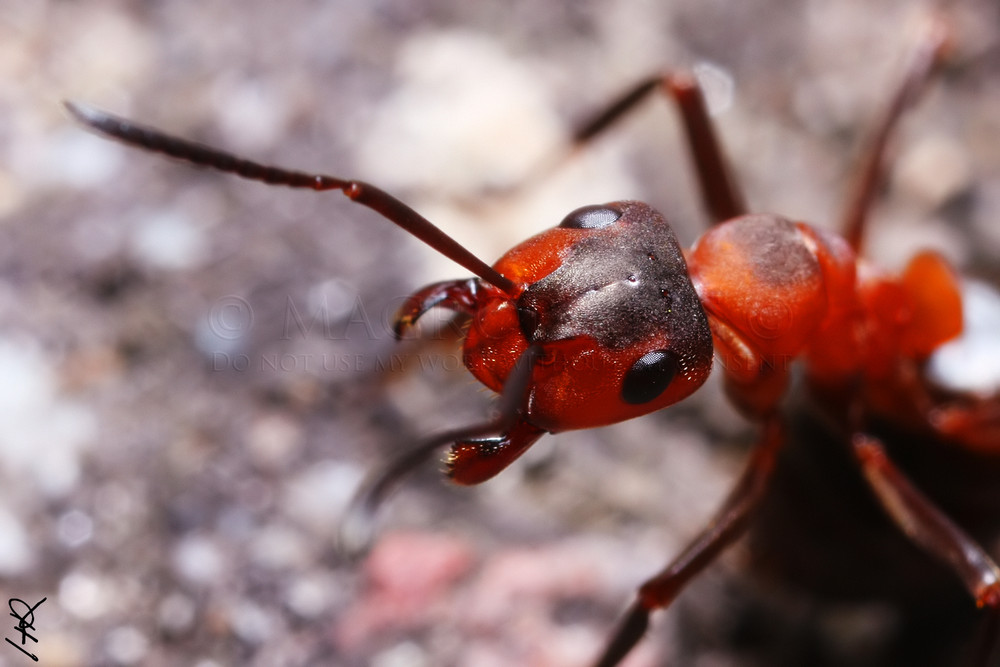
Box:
[529, 71, 745, 223]
[852, 432, 1000, 665]
[577, 72, 746, 222]
[446, 419, 546, 485]
[662, 72, 747, 223]
[65, 101, 516, 295]
[851, 434, 1000, 609]
[393, 278, 483, 339]
[706, 316, 790, 418]
[594, 417, 784, 667]
[340, 345, 543, 555]
[839, 17, 949, 251]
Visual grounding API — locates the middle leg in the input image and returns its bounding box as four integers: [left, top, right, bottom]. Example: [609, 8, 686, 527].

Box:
[527, 70, 747, 225]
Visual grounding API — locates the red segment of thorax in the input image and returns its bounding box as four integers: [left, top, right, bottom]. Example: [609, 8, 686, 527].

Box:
[686, 213, 964, 427]
[686, 214, 859, 415]
[687, 214, 963, 418]
[688, 216, 841, 360]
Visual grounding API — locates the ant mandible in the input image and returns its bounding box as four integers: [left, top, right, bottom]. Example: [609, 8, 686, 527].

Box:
[67, 16, 1000, 667]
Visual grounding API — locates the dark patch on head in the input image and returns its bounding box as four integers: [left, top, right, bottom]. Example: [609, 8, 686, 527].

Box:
[516, 201, 709, 357]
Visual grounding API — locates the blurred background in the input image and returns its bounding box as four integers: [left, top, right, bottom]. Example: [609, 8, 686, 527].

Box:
[2, 1, 999, 665]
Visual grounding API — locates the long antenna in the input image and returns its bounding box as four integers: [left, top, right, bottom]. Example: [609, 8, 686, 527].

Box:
[65, 101, 517, 295]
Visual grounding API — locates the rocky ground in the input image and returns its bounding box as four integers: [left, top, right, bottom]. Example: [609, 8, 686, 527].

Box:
[2, 1, 1000, 666]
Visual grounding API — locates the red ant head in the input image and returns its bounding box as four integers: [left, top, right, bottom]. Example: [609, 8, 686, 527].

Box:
[463, 201, 714, 432]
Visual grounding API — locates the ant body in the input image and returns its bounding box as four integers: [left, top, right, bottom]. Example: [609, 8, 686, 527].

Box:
[68, 17, 1000, 667]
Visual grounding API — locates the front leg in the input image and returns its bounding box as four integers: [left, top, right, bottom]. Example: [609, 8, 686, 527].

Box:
[707, 316, 789, 419]
[341, 345, 544, 555]
[447, 419, 546, 485]
[393, 278, 485, 339]
[595, 416, 785, 667]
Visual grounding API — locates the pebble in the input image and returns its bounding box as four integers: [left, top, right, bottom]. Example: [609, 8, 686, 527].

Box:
[0, 338, 96, 498]
[248, 523, 311, 570]
[893, 134, 973, 209]
[43, 128, 126, 190]
[57, 508, 94, 548]
[171, 534, 227, 586]
[158, 592, 197, 635]
[228, 600, 277, 645]
[354, 30, 560, 194]
[212, 78, 294, 154]
[281, 460, 364, 536]
[284, 572, 337, 619]
[0, 170, 23, 218]
[58, 571, 113, 620]
[34, 632, 87, 667]
[104, 625, 149, 665]
[246, 413, 303, 471]
[306, 277, 359, 325]
[0, 504, 32, 575]
[371, 641, 430, 667]
[129, 209, 209, 271]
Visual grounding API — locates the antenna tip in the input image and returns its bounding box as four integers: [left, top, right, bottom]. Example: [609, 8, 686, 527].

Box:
[64, 100, 99, 124]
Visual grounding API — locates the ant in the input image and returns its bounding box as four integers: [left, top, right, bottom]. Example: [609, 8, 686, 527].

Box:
[67, 16, 1000, 667]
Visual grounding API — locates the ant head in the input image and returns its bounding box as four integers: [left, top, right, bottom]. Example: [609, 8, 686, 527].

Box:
[465, 201, 715, 432]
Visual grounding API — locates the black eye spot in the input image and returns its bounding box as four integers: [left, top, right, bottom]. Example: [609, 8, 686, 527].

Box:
[559, 204, 622, 229]
[621, 349, 677, 405]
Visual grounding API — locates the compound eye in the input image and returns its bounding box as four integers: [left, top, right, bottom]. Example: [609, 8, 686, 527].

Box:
[621, 349, 677, 405]
[558, 204, 622, 230]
